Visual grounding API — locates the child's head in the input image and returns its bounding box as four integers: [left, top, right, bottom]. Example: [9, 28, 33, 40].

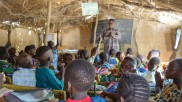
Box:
[120, 57, 137, 73]
[63, 53, 73, 65]
[0, 46, 9, 60]
[116, 51, 125, 61]
[117, 73, 150, 102]
[135, 57, 141, 68]
[99, 52, 108, 62]
[64, 60, 95, 95]
[137, 54, 145, 63]
[25, 45, 36, 56]
[109, 49, 115, 57]
[36, 46, 53, 66]
[147, 49, 160, 60]
[80, 50, 89, 60]
[126, 48, 133, 55]
[48, 41, 55, 49]
[8, 47, 16, 56]
[16, 53, 33, 68]
[148, 57, 161, 71]
[165, 59, 182, 80]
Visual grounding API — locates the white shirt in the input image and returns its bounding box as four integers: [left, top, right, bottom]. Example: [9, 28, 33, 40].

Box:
[13, 68, 36, 87]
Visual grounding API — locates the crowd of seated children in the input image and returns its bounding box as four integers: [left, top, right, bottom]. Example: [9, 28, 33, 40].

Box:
[63, 60, 107, 102]
[48, 41, 59, 72]
[0, 46, 13, 77]
[35, 46, 64, 90]
[13, 53, 36, 87]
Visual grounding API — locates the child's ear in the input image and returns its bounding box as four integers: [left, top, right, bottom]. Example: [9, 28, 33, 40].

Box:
[120, 96, 124, 102]
[67, 81, 72, 93]
[47, 57, 53, 62]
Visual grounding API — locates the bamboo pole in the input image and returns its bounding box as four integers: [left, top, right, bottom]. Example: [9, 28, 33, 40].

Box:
[44, 0, 51, 45]
[93, 14, 98, 48]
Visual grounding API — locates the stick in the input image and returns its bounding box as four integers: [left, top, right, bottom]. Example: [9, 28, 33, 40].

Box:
[93, 14, 99, 48]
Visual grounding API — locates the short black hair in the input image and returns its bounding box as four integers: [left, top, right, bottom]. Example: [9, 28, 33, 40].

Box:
[24, 45, 35, 54]
[116, 51, 121, 57]
[149, 57, 161, 66]
[126, 48, 133, 55]
[109, 19, 115, 22]
[47, 41, 54, 48]
[8, 47, 16, 55]
[117, 73, 150, 102]
[80, 50, 89, 60]
[0, 46, 7, 59]
[65, 60, 96, 92]
[24, 46, 30, 53]
[36, 46, 51, 57]
[135, 57, 141, 68]
[109, 49, 115, 56]
[124, 57, 137, 69]
[99, 52, 108, 62]
[63, 53, 73, 62]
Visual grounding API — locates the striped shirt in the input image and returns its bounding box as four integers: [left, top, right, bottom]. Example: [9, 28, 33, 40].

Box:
[101, 28, 121, 53]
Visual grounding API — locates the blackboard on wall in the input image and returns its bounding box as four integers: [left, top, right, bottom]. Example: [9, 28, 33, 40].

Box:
[90, 19, 133, 44]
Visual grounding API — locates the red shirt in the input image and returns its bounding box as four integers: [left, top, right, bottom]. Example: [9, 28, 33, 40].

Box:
[67, 96, 92, 102]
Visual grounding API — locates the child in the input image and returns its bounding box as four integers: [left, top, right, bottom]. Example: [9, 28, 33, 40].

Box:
[64, 60, 107, 102]
[120, 56, 137, 74]
[25, 45, 37, 68]
[126, 48, 133, 57]
[154, 59, 182, 101]
[143, 57, 161, 85]
[96, 52, 111, 75]
[90, 35, 102, 64]
[8, 47, 17, 66]
[115, 51, 125, 68]
[13, 53, 36, 87]
[108, 49, 117, 68]
[48, 41, 59, 72]
[80, 49, 90, 60]
[0, 46, 13, 77]
[35, 46, 64, 90]
[117, 73, 150, 102]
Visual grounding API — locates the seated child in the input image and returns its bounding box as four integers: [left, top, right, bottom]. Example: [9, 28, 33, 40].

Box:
[8, 47, 17, 66]
[117, 73, 150, 102]
[96, 52, 111, 75]
[0, 46, 13, 77]
[90, 35, 102, 64]
[80, 49, 90, 60]
[126, 48, 133, 57]
[135, 57, 146, 76]
[64, 60, 107, 102]
[143, 57, 161, 87]
[13, 53, 36, 87]
[35, 46, 64, 90]
[154, 58, 182, 101]
[115, 51, 125, 68]
[108, 49, 117, 68]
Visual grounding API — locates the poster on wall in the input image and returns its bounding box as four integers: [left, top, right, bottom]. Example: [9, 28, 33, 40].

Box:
[82, 2, 98, 16]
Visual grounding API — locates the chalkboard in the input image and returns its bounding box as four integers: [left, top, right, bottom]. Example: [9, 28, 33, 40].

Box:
[90, 19, 133, 44]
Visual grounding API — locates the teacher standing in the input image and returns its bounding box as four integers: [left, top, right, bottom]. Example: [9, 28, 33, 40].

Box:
[101, 19, 121, 53]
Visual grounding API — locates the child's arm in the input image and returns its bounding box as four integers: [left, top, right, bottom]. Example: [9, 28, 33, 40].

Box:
[155, 71, 164, 92]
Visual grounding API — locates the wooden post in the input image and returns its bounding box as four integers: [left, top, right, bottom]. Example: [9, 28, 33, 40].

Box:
[93, 14, 98, 48]
[44, 0, 51, 45]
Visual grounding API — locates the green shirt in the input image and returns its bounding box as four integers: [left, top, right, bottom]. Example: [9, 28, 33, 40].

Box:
[36, 67, 64, 90]
[0, 60, 13, 76]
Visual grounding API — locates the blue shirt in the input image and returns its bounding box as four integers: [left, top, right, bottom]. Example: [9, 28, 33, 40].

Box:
[36, 67, 64, 90]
